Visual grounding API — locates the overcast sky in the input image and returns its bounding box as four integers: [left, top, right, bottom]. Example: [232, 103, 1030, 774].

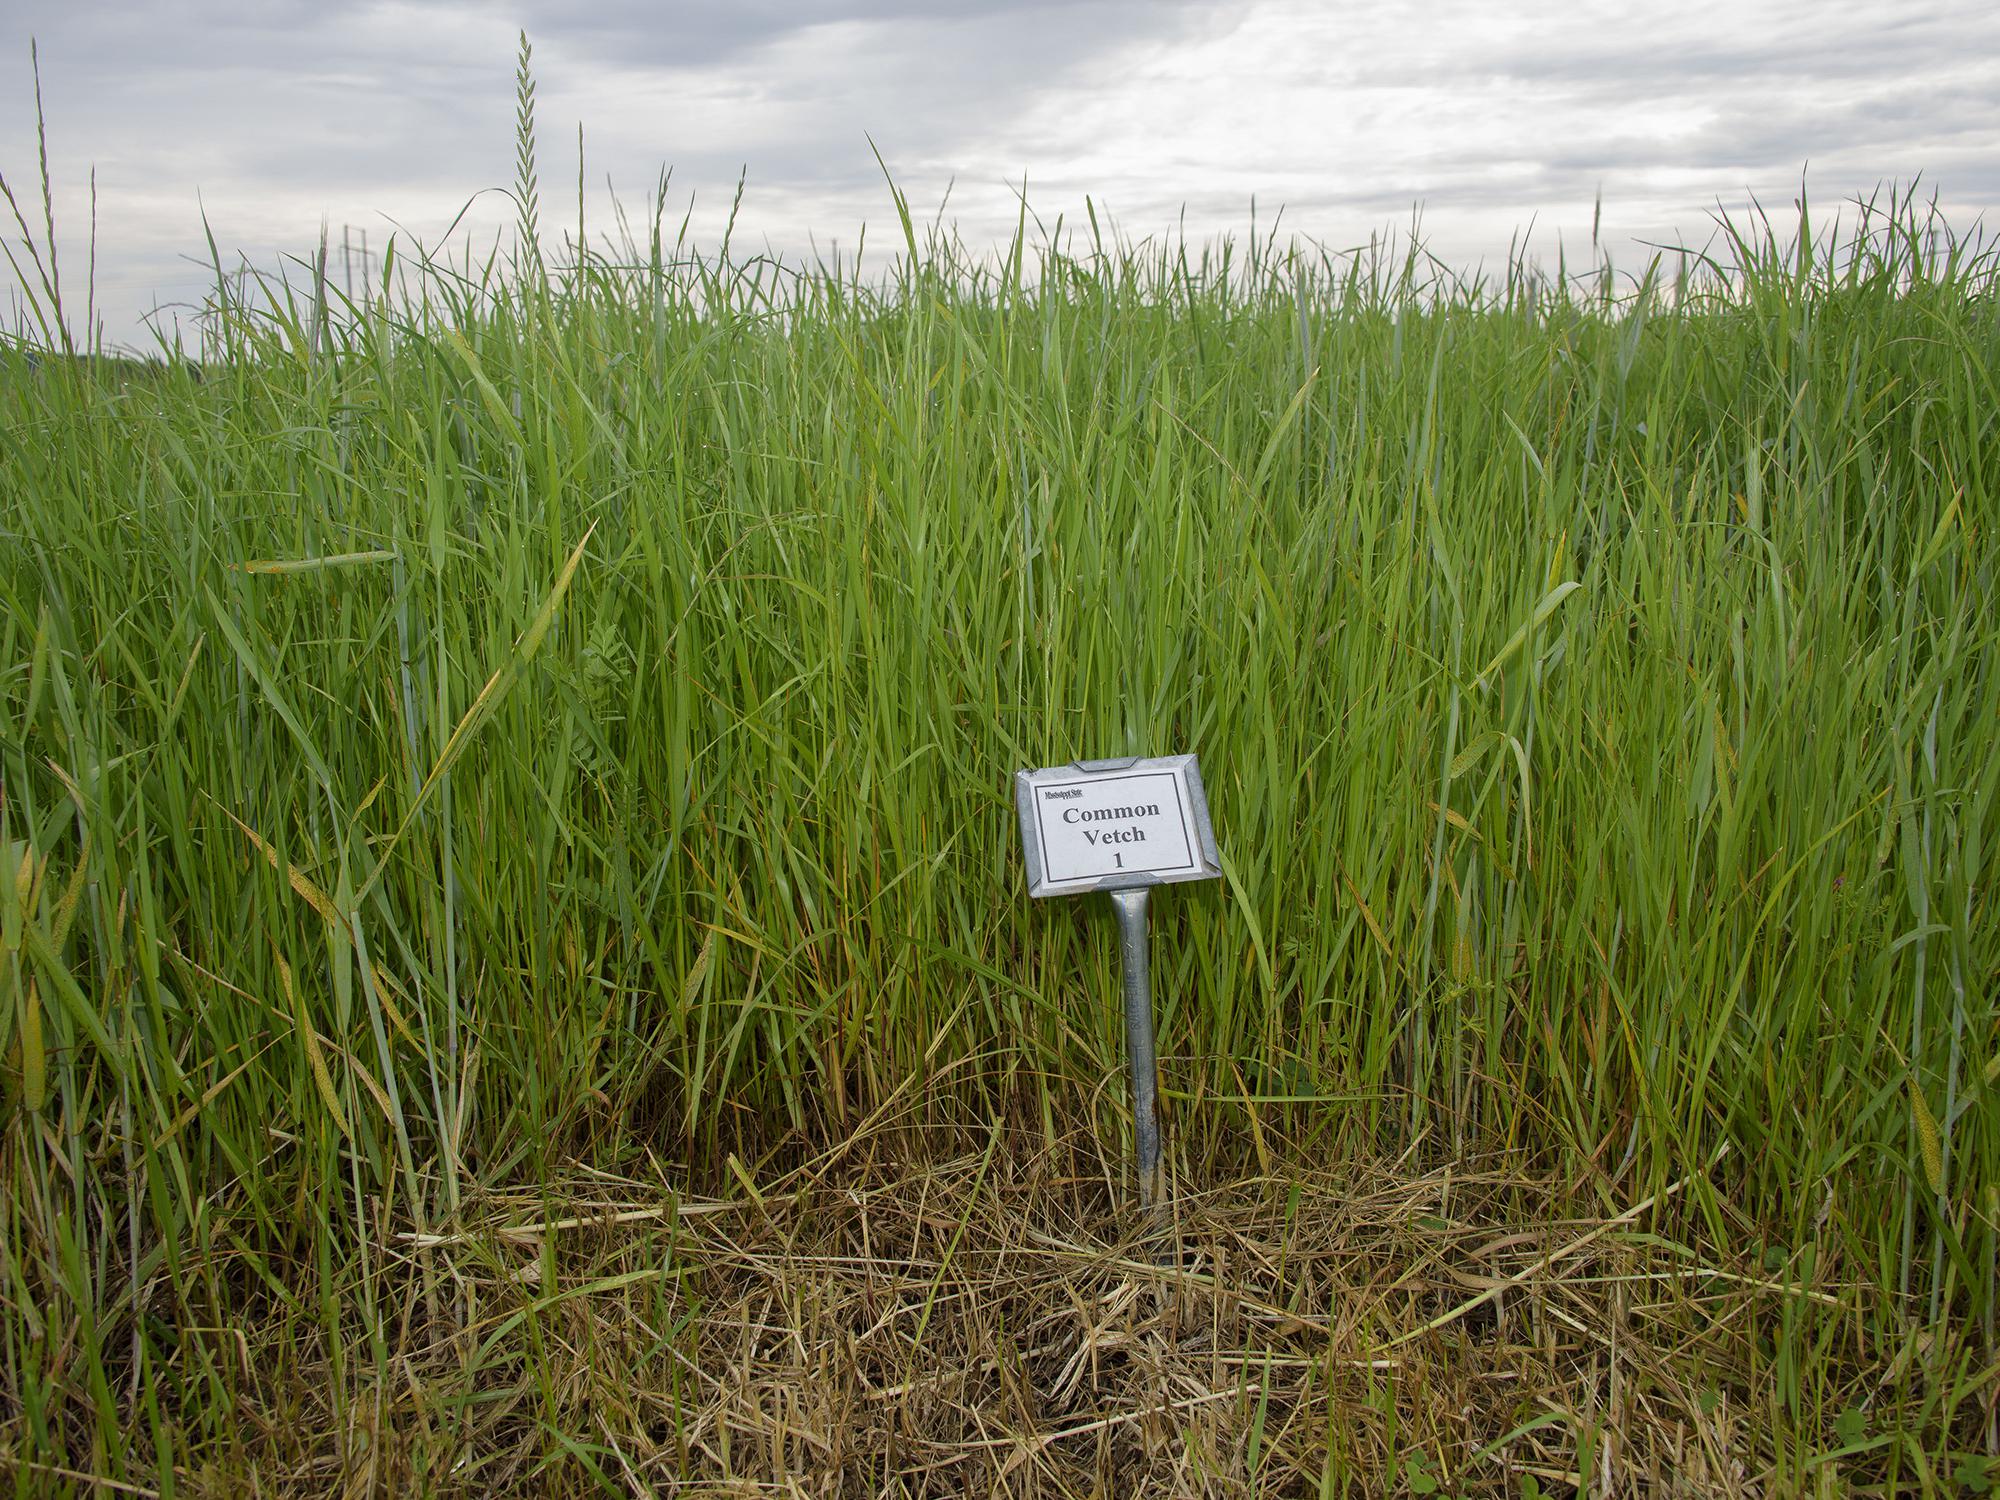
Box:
[4, 0, 1997, 349]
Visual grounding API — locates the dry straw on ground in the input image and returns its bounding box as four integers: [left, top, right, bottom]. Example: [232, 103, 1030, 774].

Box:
[132, 1115, 1887, 1498]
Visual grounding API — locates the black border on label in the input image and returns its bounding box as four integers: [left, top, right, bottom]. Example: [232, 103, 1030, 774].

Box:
[1032, 771, 1196, 885]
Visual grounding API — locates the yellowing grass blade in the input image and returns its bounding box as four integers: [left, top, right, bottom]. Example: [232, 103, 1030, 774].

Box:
[153, 1040, 276, 1149]
[279, 953, 350, 1140]
[212, 798, 344, 930]
[18, 979, 46, 1113]
[235, 550, 397, 575]
[1910, 1079, 1944, 1197]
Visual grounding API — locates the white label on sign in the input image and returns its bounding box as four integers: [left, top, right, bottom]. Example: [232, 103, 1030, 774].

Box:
[1032, 769, 1197, 886]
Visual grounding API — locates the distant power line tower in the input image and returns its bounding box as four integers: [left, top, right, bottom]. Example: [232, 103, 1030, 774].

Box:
[339, 225, 375, 302]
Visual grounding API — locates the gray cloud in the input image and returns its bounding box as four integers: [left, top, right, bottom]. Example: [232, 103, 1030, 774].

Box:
[1471, 4, 1972, 89]
[509, 0, 1185, 69]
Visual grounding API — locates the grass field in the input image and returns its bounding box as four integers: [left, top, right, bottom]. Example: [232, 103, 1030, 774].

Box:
[2, 59, 1997, 1494]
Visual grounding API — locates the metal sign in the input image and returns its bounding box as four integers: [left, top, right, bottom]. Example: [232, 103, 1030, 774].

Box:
[1014, 755, 1222, 1216]
[1015, 754, 1222, 897]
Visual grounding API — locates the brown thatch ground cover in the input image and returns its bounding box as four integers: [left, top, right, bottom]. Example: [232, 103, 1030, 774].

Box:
[108, 1106, 1934, 1499]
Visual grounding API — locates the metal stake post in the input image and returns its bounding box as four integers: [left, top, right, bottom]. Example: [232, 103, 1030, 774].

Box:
[1015, 753, 1220, 1222]
[1108, 887, 1162, 1212]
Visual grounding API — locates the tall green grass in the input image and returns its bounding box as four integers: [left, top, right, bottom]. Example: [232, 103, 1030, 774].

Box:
[1, 57, 1995, 1483]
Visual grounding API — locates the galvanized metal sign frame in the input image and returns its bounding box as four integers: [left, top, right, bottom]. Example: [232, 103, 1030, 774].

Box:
[1014, 755, 1222, 1217]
